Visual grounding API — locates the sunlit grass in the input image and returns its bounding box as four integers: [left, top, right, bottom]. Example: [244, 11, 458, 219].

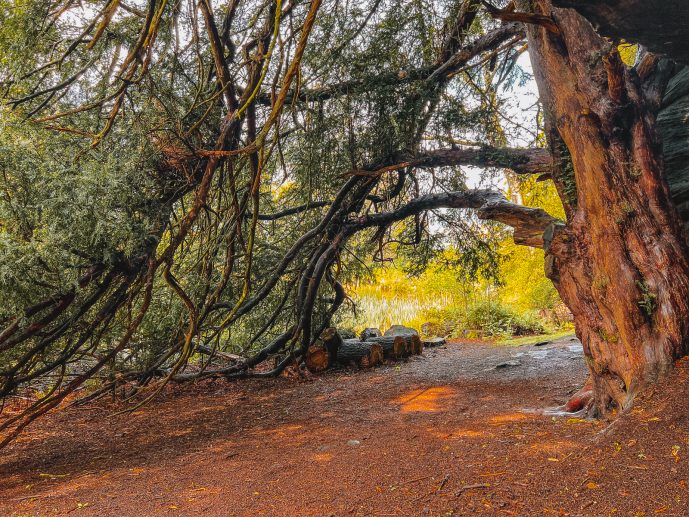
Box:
[336, 243, 571, 338]
[494, 329, 575, 347]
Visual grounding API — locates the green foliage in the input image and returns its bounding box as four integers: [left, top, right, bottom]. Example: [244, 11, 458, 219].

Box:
[0, 109, 165, 315]
[637, 280, 657, 317]
[462, 300, 544, 338]
[339, 168, 569, 339]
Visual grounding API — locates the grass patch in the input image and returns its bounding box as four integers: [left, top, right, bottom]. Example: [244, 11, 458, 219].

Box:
[494, 330, 575, 347]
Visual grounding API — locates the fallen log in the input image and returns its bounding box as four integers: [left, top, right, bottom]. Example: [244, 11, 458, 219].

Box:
[305, 327, 343, 372]
[364, 335, 419, 358]
[364, 336, 405, 359]
[410, 335, 423, 355]
[337, 340, 384, 368]
[421, 337, 446, 347]
[195, 343, 244, 362]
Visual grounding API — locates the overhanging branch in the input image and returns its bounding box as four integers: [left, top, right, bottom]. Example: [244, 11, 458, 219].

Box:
[345, 189, 560, 248]
[406, 146, 552, 175]
[248, 145, 552, 221]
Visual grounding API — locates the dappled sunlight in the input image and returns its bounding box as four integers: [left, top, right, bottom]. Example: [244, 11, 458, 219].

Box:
[426, 427, 492, 440]
[252, 424, 304, 437]
[395, 386, 456, 413]
[489, 413, 530, 425]
[450, 429, 489, 439]
[530, 440, 578, 454]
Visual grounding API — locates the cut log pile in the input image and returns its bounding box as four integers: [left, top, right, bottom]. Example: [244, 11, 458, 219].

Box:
[337, 340, 384, 368]
[305, 327, 343, 372]
[364, 335, 422, 358]
[305, 325, 444, 373]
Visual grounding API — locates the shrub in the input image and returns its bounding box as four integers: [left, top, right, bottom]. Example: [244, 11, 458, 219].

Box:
[455, 301, 546, 338]
[462, 300, 514, 337]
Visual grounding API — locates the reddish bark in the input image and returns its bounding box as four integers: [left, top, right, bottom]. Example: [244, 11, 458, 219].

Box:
[522, 1, 689, 415]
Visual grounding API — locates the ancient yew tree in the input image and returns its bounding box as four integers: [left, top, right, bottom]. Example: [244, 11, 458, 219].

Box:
[1, 0, 689, 443]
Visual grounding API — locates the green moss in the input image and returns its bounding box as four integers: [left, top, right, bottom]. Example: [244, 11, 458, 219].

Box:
[628, 163, 642, 179]
[588, 49, 605, 69]
[555, 141, 577, 207]
[621, 201, 635, 216]
[597, 328, 619, 344]
[479, 145, 530, 170]
[592, 273, 609, 292]
[637, 280, 657, 317]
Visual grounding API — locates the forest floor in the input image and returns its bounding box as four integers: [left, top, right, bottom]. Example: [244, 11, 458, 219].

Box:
[2, 336, 689, 516]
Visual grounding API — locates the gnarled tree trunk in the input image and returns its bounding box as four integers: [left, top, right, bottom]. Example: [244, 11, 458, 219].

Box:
[522, 0, 689, 415]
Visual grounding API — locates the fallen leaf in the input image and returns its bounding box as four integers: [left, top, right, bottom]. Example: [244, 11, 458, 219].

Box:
[672, 445, 681, 462]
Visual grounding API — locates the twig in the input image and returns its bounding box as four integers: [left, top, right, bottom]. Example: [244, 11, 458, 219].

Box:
[397, 474, 433, 486]
[13, 493, 55, 502]
[455, 483, 490, 496]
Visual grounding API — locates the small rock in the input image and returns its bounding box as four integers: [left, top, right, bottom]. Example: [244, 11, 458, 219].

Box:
[494, 360, 522, 369]
[360, 327, 382, 340]
[347, 440, 361, 447]
[384, 325, 419, 337]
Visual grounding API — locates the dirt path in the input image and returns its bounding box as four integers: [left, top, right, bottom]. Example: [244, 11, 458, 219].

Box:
[2, 338, 689, 516]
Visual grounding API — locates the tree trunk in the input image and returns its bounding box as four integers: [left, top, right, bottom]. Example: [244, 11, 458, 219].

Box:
[522, 1, 689, 416]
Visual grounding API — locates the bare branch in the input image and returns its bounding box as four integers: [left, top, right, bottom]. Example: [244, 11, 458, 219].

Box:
[346, 189, 559, 248]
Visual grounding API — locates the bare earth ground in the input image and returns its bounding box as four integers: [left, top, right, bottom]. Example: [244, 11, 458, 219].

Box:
[2, 337, 689, 516]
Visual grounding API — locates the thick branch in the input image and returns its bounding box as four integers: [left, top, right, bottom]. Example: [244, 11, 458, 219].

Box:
[346, 189, 559, 248]
[253, 200, 331, 220]
[407, 146, 552, 175]
[476, 200, 560, 247]
[250, 146, 551, 221]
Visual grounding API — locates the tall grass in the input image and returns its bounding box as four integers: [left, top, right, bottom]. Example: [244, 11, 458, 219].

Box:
[336, 246, 572, 338]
